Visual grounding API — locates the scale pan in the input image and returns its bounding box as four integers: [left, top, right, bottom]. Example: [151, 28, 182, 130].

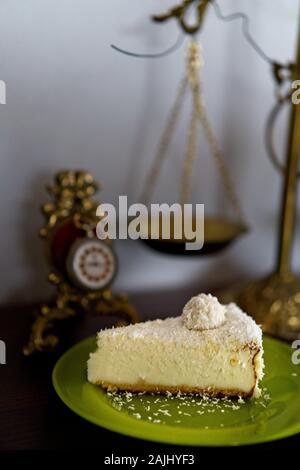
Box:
[140, 216, 247, 256]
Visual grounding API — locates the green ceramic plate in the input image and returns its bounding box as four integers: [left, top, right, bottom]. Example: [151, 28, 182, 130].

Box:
[52, 335, 300, 446]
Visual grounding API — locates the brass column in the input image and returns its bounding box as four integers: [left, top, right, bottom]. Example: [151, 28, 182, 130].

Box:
[277, 25, 300, 275]
[237, 14, 300, 340]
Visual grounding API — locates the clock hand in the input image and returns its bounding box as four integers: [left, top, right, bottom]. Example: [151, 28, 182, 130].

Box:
[87, 261, 103, 267]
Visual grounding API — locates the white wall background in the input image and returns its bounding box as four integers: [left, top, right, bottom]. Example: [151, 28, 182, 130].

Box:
[0, 0, 300, 308]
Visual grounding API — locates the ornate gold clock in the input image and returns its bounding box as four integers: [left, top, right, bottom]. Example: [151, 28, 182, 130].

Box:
[23, 170, 139, 355]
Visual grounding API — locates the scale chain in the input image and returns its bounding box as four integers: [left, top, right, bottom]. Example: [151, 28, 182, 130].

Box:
[180, 94, 198, 206]
[194, 91, 245, 224]
[139, 39, 246, 228]
[188, 40, 246, 225]
[139, 77, 188, 206]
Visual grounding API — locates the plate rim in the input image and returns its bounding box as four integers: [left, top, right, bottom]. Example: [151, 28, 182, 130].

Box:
[52, 335, 300, 447]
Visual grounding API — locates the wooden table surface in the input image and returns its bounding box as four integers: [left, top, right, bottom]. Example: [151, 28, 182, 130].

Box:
[1, 295, 300, 453]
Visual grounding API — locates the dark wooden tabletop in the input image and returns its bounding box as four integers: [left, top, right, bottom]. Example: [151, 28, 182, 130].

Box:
[1, 292, 300, 455]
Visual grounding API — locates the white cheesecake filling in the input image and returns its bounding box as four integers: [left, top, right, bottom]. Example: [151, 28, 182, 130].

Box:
[88, 331, 260, 395]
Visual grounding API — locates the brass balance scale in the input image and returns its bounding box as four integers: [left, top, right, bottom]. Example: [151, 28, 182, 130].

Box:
[125, 0, 300, 340]
[137, 1, 248, 255]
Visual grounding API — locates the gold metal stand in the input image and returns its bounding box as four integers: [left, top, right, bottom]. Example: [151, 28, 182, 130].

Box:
[235, 18, 300, 340]
[23, 171, 139, 355]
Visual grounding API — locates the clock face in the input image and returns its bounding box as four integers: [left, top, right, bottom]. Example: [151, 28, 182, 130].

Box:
[66, 239, 117, 291]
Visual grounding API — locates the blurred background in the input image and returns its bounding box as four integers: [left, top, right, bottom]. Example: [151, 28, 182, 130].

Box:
[0, 0, 299, 311]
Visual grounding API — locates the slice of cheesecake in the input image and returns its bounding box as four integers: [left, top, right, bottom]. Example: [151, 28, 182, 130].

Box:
[87, 294, 264, 398]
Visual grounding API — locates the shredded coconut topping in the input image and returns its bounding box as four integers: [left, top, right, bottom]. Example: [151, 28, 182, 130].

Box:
[182, 293, 226, 331]
[98, 302, 262, 351]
